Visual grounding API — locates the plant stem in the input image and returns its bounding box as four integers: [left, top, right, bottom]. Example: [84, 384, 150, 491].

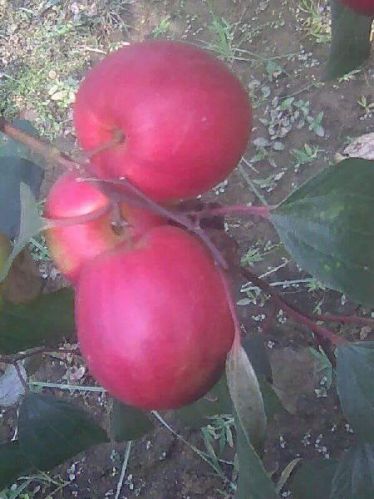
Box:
[317, 313, 374, 328]
[241, 267, 347, 347]
[190, 204, 271, 220]
[88, 177, 229, 269]
[0, 117, 80, 171]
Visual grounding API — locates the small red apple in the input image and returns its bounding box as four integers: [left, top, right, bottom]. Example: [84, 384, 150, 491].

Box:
[76, 225, 234, 410]
[74, 40, 252, 202]
[45, 172, 164, 283]
[340, 0, 374, 15]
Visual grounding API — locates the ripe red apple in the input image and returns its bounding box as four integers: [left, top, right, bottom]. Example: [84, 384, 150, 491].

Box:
[74, 40, 252, 202]
[340, 0, 374, 15]
[45, 172, 164, 283]
[76, 225, 235, 410]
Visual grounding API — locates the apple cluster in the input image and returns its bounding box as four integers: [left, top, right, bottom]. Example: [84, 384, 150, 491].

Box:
[45, 40, 252, 410]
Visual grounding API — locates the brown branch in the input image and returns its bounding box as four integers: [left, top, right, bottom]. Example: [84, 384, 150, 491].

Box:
[0, 117, 81, 171]
[241, 267, 347, 347]
[317, 313, 374, 329]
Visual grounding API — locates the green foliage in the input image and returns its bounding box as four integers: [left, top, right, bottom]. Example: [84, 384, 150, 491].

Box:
[271, 159, 374, 307]
[330, 443, 374, 498]
[336, 342, 374, 442]
[0, 288, 75, 354]
[226, 344, 266, 453]
[235, 421, 278, 499]
[290, 458, 338, 499]
[0, 441, 31, 491]
[18, 393, 108, 471]
[0, 184, 44, 282]
[0, 157, 43, 240]
[111, 399, 154, 442]
[325, 1, 373, 79]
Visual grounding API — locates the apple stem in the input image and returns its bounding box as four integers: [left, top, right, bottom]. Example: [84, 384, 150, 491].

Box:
[84, 129, 125, 159]
[241, 267, 348, 347]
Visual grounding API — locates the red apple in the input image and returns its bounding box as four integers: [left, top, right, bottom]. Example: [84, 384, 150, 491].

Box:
[45, 172, 164, 283]
[76, 225, 234, 410]
[340, 0, 374, 15]
[74, 40, 252, 202]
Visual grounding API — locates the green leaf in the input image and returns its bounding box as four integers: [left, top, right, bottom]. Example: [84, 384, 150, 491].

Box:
[0, 157, 43, 239]
[271, 159, 374, 307]
[226, 344, 266, 452]
[242, 334, 272, 383]
[290, 458, 338, 499]
[336, 341, 374, 441]
[0, 288, 75, 354]
[176, 375, 232, 429]
[330, 443, 374, 498]
[0, 183, 44, 282]
[0, 441, 32, 491]
[258, 377, 286, 422]
[18, 393, 108, 470]
[324, 1, 373, 80]
[111, 399, 153, 442]
[235, 419, 278, 499]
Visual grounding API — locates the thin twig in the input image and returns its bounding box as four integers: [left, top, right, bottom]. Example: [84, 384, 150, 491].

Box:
[86, 177, 229, 269]
[241, 267, 347, 347]
[115, 441, 133, 499]
[189, 204, 271, 219]
[317, 313, 374, 328]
